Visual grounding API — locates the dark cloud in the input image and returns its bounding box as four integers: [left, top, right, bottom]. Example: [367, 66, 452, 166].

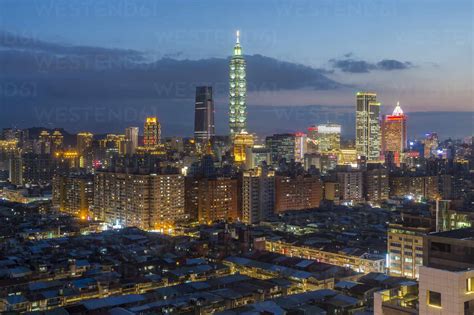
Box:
[0, 30, 144, 60]
[376, 59, 413, 70]
[0, 31, 345, 133]
[0, 31, 344, 100]
[330, 55, 414, 73]
[329, 58, 376, 73]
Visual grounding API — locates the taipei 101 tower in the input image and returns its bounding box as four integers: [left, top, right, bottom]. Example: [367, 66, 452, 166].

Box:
[229, 30, 247, 139]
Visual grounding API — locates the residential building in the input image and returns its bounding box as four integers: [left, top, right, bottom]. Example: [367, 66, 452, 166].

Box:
[275, 174, 323, 212]
[242, 167, 275, 224]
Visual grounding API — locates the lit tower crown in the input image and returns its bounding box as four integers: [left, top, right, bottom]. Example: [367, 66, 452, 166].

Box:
[382, 101, 407, 166]
[229, 30, 247, 138]
[392, 101, 404, 116]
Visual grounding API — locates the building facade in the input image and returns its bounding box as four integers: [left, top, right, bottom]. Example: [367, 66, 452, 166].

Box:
[382, 102, 407, 166]
[317, 123, 341, 152]
[229, 31, 247, 138]
[233, 132, 254, 164]
[144, 117, 160, 148]
[390, 175, 440, 200]
[125, 127, 139, 155]
[242, 167, 275, 224]
[419, 228, 474, 315]
[387, 224, 429, 279]
[266, 134, 296, 165]
[356, 92, 381, 162]
[93, 171, 185, 229]
[197, 177, 240, 223]
[52, 173, 94, 218]
[336, 169, 364, 203]
[194, 86, 215, 142]
[364, 166, 389, 203]
[275, 175, 323, 212]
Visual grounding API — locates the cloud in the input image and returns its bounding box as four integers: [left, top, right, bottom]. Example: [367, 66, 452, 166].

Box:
[0, 30, 344, 105]
[0, 30, 144, 60]
[329, 58, 376, 73]
[376, 59, 413, 70]
[329, 55, 414, 73]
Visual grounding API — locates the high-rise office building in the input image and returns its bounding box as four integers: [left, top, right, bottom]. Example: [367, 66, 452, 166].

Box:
[382, 102, 407, 165]
[125, 127, 139, 154]
[229, 30, 247, 138]
[233, 131, 254, 164]
[356, 92, 381, 162]
[244, 145, 271, 170]
[242, 167, 275, 224]
[194, 86, 215, 142]
[265, 133, 296, 164]
[144, 117, 160, 148]
[317, 124, 341, 152]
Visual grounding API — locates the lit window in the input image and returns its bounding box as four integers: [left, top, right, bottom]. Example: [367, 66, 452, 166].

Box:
[467, 277, 474, 293]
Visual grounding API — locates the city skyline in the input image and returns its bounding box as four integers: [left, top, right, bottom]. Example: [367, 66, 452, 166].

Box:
[0, 0, 472, 139]
[0, 2, 473, 313]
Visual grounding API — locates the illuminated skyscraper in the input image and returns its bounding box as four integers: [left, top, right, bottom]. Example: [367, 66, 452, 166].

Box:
[77, 132, 93, 154]
[382, 102, 407, 165]
[229, 30, 247, 138]
[233, 131, 254, 164]
[144, 117, 160, 148]
[356, 92, 381, 161]
[194, 86, 215, 142]
[51, 130, 64, 151]
[317, 123, 341, 152]
[77, 132, 94, 169]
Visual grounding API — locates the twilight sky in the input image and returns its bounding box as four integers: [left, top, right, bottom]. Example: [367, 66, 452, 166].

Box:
[0, 0, 472, 137]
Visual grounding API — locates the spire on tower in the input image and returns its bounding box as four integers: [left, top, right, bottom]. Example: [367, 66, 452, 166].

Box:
[392, 101, 404, 116]
[236, 30, 240, 44]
